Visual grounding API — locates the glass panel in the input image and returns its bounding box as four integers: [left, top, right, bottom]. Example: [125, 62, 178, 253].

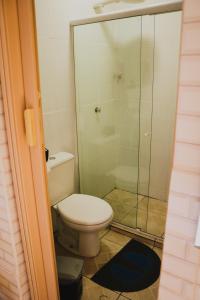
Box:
[137, 15, 155, 233]
[146, 12, 182, 237]
[73, 11, 182, 238]
[74, 17, 142, 226]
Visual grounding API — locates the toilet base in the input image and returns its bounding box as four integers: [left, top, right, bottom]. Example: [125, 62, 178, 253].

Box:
[58, 231, 100, 258]
[79, 231, 100, 257]
[57, 218, 100, 257]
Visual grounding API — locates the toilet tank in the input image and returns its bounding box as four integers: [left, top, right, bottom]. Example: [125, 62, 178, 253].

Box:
[47, 152, 75, 206]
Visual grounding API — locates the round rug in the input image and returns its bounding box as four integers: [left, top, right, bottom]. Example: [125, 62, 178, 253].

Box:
[92, 239, 161, 292]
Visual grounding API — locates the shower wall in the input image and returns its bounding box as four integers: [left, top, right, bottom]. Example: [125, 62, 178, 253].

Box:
[113, 17, 141, 194]
[74, 21, 119, 197]
[74, 11, 181, 201]
[74, 17, 141, 197]
[138, 13, 182, 201]
[148, 13, 181, 201]
[35, 0, 181, 195]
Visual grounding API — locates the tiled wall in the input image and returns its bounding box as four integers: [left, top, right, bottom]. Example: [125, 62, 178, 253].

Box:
[141, 12, 181, 201]
[73, 13, 180, 201]
[0, 82, 30, 299]
[34, 0, 78, 156]
[159, 0, 200, 299]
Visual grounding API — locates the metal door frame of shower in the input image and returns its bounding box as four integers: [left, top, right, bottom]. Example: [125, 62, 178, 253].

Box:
[70, 0, 182, 26]
[70, 0, 183, 244]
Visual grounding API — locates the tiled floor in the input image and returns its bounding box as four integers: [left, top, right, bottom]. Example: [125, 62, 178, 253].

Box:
[83, 230, 161, 300]
[104, 189, 167, 237]
[56, 230, 162, 300]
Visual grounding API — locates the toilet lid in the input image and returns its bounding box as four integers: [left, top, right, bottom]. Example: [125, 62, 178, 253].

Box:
[57, 194, 113, 226]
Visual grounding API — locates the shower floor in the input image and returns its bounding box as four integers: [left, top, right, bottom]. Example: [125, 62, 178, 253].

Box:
[104, 189, 167, 238]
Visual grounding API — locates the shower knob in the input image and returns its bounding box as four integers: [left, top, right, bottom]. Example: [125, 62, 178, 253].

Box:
[95, 106, 101, 113]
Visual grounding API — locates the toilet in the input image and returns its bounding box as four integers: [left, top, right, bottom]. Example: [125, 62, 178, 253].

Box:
[47, 152, 113, 257]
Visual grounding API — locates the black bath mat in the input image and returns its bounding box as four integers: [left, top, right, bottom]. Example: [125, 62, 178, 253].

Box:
[92, 239, 161, 292]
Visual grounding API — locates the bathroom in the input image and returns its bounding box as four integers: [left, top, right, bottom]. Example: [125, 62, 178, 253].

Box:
[32, 0, 199, 299]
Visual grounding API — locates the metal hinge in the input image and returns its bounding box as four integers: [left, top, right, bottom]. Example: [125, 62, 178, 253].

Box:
[24, 108, 36, 147]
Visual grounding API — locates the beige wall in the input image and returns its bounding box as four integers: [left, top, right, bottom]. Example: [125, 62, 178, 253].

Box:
[35, 0, 181, 200]
[148, 12, 181, 200]
[74, 12, 181, 201]
[0, 82, 30, 299]
[34, 0, 177, 163]
[159, 0, 200, 299]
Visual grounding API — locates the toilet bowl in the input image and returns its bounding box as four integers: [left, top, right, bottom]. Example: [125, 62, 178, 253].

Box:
[47, 152, 113, 257]
[57, 194, 113, 257]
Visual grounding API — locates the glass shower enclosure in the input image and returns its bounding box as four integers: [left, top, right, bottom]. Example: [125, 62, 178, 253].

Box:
[73, 11, 181, 239]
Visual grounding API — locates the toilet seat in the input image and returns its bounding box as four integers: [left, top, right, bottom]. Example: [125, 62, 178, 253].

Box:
[57, 194, 113, 226]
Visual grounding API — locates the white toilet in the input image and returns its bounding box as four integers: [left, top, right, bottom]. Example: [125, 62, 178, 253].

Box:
[47, 152, 113, 257]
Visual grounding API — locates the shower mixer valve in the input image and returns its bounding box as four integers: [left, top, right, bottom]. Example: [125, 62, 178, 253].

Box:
[95, 106, 101, 113]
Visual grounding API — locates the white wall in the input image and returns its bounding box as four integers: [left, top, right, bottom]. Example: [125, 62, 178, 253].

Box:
[139, 12, 182, 201]
[149, 12, 182, 200]
[34, 0, 178, 154]
[34, 0, 181, 196]
[74, 21, 118, 197]
[73, 11, 181, 201]
[73, 16, 142, 197]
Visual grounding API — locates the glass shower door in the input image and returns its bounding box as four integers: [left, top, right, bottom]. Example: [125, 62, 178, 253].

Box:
[142, 12, 181, 237]
[74, 16, 142, 227]
[136, 15, 155, 234]
[73, 11, 181, 238]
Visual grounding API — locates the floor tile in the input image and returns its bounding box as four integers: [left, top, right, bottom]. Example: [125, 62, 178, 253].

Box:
[136, 209, 148, 232]
[99, 227, 110, 239]
[105, 189, 167, 239]
[104, 189, 138, 223]
[149, 198, 167, 215]
[153, 246, 163, 259]
[105, 197, 130, 222]
[122, 285, 157, 300]
[81, 277, 119, 300]
[147, 213, 166, 237]
[120, 209, 137, 228]
[133, 235, 154, 248]
[103, 230, 131, 247]
[105, 189, 138, 206]
[124, 208, 148, 232]
[83, 238, 123, 278]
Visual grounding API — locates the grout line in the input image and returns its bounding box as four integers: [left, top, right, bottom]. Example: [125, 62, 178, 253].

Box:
[183, 18, 200, 24]
[117, 293, 131, 300]
[115, 292, 122, 299]
[177, 112, 200, 119]
[103, 236, 130, 248]
[179, 83, 200, 88]
[100, 228, 111, 239]
[83, 274, 93, 280]
[181, 53, 200, 57]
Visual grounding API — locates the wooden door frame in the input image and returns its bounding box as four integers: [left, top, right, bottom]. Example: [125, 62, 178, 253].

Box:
[0, 0, 59, 299]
